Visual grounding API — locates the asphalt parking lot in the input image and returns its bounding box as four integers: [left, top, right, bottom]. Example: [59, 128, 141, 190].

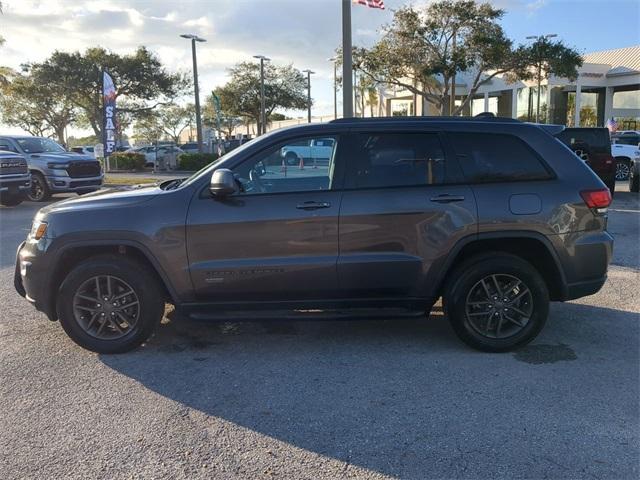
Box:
[0, 186, 638, 479]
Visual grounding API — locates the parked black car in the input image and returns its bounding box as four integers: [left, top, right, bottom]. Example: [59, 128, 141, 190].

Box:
[554, 127, 616, 194]
[0, 150, 31, 206]
[16, 117, 613, 353]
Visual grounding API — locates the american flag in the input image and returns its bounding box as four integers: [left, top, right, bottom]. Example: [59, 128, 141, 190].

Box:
[353, 0, 385, 9]
[606, 117, 618, 133]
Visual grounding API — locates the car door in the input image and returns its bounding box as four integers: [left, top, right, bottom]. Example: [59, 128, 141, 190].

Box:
[337, 129, 477, 300]
[186, 133, 345, 303]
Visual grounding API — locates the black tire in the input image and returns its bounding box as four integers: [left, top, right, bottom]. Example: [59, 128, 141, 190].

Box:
[443, 253, 549, 352]
[630, 170, 640, 193]
[605, 178, 615, 198]
[285, 152, 299, 166]
[615, 158, 631, 181]
[57, 255, 165, 353]
[0, 194, 23, 206]
[27, 172, 51, 202]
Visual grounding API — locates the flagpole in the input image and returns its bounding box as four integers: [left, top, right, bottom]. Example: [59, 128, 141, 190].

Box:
[342, 0, 353, 118]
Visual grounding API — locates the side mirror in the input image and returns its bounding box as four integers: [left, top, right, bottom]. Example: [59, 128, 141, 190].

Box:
[210, 168, 237, 197]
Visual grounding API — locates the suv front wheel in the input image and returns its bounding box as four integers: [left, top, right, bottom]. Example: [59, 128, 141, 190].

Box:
[444, 253, 549, 352]
[57, 255, 165, 353]
[27, 172, 51, 202]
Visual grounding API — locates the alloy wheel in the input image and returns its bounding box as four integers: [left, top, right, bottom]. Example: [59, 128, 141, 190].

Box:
[465, 274, 533, 339]
[616, 162, 630, 181]
[72, 275, 140, 340]
[28, 176, 45, 201]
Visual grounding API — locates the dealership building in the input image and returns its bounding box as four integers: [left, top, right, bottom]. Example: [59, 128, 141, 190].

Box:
[382, 45, 640, 130]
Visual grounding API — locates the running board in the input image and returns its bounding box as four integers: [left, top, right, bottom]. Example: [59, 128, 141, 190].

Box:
[184, 308, 426, 322]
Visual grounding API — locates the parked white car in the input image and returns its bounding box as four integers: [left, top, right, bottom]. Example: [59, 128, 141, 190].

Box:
[70, 146, 96, 158]
[280, 138, 335, 166]
[128, 145, 184, 169]
[611, 131, 640, 181]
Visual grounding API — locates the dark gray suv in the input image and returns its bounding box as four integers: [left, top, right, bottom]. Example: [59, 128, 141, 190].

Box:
[15, 117, 613, 353]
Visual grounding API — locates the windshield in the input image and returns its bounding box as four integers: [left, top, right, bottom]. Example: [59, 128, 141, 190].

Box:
[16, 137, 66, 154]
[178, 136, 265, 189]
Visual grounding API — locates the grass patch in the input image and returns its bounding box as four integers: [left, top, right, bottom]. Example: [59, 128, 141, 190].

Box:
[104, 175, 158, 186]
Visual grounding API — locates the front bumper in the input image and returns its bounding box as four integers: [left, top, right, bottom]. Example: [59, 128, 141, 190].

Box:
[0, 174, 31, 193]
[15, 239, 56, 320]
[45, 174, 103, 192]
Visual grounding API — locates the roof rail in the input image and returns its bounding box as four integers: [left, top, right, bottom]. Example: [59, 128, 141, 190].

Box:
[329, 115, 520, 124]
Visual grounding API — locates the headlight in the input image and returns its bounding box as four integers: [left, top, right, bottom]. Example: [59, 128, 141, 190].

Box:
[50, 169, 69, 177]
[47, 162, 69, 170]
[29, 220, 48, 240]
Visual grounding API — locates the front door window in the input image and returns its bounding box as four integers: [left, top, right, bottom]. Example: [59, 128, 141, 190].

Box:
[232, 136, 338, 195]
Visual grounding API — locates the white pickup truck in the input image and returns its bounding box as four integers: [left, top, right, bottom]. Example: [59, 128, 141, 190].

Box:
[280, 138, 335, 166]
[611, 131, 640, 181]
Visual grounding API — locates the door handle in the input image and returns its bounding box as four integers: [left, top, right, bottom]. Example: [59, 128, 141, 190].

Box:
[430, 194, 465, 203]
[296, 201, 331, 210]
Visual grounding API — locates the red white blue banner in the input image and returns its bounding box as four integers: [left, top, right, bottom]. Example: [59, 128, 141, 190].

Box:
[102, 70, 117, 157]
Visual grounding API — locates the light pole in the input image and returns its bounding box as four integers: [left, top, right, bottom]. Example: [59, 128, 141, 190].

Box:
[526, 33, 557, 123]
[253, 55, 270, 135]
[303, 69, 315, 123]
[180, 34, 206, 152]
[341, 0, 353, 118]
[328, 57, 338, 119]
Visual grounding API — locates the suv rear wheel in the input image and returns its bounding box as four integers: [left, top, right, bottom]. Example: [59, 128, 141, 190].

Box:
[444, 253, 549, 352]
[57, 255, 165, 353]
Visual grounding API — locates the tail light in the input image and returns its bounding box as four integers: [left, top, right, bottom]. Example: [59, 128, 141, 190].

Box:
[580, 189, 611, 213]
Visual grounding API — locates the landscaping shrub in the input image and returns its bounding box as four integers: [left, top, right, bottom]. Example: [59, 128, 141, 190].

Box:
[178, 153, 219, 171]
[108, 152, 146, 171]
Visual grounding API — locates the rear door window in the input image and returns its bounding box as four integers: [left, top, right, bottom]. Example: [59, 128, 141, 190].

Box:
[346, 132, 446, 188]
[449, 132, 552, 183]
[556, 128, 611, 153]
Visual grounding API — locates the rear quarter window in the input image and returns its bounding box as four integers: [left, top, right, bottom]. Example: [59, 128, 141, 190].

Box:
[449, 132, 552, 183]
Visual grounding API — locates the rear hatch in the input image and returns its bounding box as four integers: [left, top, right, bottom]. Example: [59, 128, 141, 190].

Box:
[554, 128, 614, 179]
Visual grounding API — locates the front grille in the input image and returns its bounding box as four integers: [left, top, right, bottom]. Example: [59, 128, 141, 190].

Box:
[69, 179, 102, 188]
[67, 161, 101, 178]
[0, 158, 28, 175]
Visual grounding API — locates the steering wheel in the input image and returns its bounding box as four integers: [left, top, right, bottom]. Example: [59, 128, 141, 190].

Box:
[249, 168, 266, 193]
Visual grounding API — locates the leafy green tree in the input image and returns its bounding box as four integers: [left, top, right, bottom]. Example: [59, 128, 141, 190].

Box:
[214, 62, 308, 133]
[203, 95, 243, 138]
[132, 114, 164, 145]
[29, 47, 188, 139]
[353, 0, 582, 115]
[132, 103, 194, 144]
[0, 71, 76, 143]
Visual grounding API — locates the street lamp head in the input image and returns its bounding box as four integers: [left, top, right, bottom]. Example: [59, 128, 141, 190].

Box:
[180, 34, 206, 42]
[303, 69, 315, 75]
[327, 57, 337, 62]
[253, 55, 271, 61]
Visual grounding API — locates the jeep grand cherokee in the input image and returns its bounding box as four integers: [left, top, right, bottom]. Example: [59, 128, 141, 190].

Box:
[15, 117, 613, 353]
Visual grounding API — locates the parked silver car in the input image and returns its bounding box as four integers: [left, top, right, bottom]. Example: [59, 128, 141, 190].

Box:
[0, 136, 103, 201]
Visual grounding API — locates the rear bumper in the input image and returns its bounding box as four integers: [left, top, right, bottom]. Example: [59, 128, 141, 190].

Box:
[556, 230, 613, 301]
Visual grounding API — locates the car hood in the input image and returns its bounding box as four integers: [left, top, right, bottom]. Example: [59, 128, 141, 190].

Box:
[29, 152, 96, 162]
[39, 184, 161, 215]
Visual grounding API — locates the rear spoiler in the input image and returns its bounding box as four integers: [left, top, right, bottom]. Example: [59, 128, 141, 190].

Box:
[526, 123, 565, 136]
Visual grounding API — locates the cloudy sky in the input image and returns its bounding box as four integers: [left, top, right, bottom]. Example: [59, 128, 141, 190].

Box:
[1, 0, 639, 136]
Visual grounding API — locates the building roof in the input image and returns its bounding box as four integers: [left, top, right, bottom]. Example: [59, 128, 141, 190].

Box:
[583, 45, 640, 76]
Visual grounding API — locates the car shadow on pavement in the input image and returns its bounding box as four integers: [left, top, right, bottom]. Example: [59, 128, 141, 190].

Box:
[99, 302, 639, 479]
